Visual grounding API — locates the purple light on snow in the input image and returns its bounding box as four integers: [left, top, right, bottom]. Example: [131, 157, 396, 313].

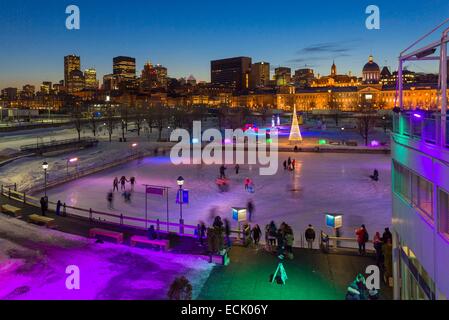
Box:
[413, 113, 422, 119]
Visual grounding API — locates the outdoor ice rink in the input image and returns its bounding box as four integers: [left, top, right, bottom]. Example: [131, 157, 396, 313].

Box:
[45, 152, 392, 245]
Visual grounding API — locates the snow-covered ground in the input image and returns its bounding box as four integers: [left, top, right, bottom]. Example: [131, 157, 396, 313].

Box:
[45, 152, 392, 245]
[0, 124, 175, 191]
[0, 215, 212, 300]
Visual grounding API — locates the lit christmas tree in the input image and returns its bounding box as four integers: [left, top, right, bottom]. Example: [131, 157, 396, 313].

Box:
[289, 105, 303, 142]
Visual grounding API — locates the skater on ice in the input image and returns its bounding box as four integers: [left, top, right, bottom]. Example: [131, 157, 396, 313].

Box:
[283, 160, 287, 170]
[113, 177, 119, 192]
[246, 200, 255, 222]
[235, 164, 240, 175]
[130, 176, 136, 190]
[370, 169, 379, 182]
[219, 165, 227, 179]
[120, 176, 128, 191]
[123, 190, 132, 203]
[107, 191, 114, 209]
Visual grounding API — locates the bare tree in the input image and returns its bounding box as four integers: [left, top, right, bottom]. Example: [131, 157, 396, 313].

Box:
[72, 102, 83, 141]
[357, 110, 377, 146]
[90, 111, 97, 137]
[106, 104, 115, 142]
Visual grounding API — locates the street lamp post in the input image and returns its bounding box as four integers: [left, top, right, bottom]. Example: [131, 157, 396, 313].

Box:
[177, 176, 185, 234]
[177, 176, 184, 220]
[42, 162, 48, 197]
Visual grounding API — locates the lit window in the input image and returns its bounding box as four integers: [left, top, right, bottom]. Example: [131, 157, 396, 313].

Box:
[412, 174, 433, 220]
[439, 189, 449, 235]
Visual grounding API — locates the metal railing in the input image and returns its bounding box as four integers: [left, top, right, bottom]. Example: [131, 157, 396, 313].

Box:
[20, 137, 98, 153]
[392, 112, 449, 148]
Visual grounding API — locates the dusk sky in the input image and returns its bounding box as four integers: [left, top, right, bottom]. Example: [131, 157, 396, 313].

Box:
[0, 0, 448, 88]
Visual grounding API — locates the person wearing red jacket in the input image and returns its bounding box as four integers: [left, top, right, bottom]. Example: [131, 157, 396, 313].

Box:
[356, 225, 368, 255]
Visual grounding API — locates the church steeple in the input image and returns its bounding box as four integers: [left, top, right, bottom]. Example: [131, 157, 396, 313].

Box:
[331, 60, 337, 77]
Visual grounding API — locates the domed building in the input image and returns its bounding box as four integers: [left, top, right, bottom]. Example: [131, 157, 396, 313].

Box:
[362, 55, 381, 84]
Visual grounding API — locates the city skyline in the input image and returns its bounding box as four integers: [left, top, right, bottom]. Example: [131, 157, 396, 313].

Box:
[1, 0, 448, 88]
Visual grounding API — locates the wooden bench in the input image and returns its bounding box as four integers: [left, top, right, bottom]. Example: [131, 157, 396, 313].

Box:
[89, 228, 124, 244]
[1, 204, 22, 217]
[130, 235, 170, 251]
[28, 214, 56, 229]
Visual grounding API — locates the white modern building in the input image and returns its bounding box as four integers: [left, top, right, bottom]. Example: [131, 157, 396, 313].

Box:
[391, 19, 449, 300]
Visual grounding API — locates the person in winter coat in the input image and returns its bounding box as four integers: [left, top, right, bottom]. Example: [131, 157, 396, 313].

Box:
[40, 197, 48, 216]
[356, 225, 368, 255]
[113, 177, 119, 192]
[373, 232, 383, 266]
[305, 224, 316, 249]
[56, 200, 62, 216]
[345, 274, 368, 300]
[252, 225, 262, 246]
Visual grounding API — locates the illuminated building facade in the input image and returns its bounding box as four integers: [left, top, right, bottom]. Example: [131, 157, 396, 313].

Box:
[391, 21, 449, 301]
[113, 56, 137, 90]
[274, 67, 292, 86]
[84, 68, 99, 90]
[294, 68, 315, 88]
[211, 57, 252, 92]
[64, 55, 81, 93]
[362, 55, 381, 84]
[250, 62, 270, 89]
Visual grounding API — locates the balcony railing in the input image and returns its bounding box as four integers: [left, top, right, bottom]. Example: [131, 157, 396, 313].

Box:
[392, 112, 449, 149]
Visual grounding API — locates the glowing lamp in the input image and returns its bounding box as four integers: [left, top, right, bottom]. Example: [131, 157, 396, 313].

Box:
[177, 176, 185, 187]
[69, 157, 78, 163]
[42, 162, 49, 170]
[413, 113, 422, 119]
[132, 143, 138, 148]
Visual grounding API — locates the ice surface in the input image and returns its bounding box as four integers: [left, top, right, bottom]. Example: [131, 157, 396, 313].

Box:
[45, 152, 392, 245]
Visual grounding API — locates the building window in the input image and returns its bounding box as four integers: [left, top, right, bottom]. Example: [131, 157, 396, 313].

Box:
[394, 161, 411, 200]
[412, 175, 433, 220]
[439, 189, 449, 235]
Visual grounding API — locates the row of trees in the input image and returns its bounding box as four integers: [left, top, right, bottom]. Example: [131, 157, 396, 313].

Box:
[70, 102, 273, 143]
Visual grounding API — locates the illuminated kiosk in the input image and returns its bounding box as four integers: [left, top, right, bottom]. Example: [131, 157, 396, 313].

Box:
[325, 213, 343, 248]
[289, 105, 303, 144]
[391, 18, 449, 300]
[232, 207, 247, 241]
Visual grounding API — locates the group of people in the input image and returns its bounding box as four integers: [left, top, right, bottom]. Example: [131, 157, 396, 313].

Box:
[283, 157, 297, 171]
[108, 176, 137, 209]
[113, 176, 136, 192]
[265, 221, 295, 260]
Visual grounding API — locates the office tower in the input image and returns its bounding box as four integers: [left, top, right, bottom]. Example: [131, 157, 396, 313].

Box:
[294, 68, 315, 88]
[211, 57, 252, 92]
[41, 82, 52, 94]
[84, 68, 99, 90]
[250, 62, 270, 89]
[1, 87, 18, 100]
[275, 67, 292, 86]
[67, 70, 85, 93]
[103, 74, 119, 92]
[113, 56, 136, 83]
[64, 55, 81, 92]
